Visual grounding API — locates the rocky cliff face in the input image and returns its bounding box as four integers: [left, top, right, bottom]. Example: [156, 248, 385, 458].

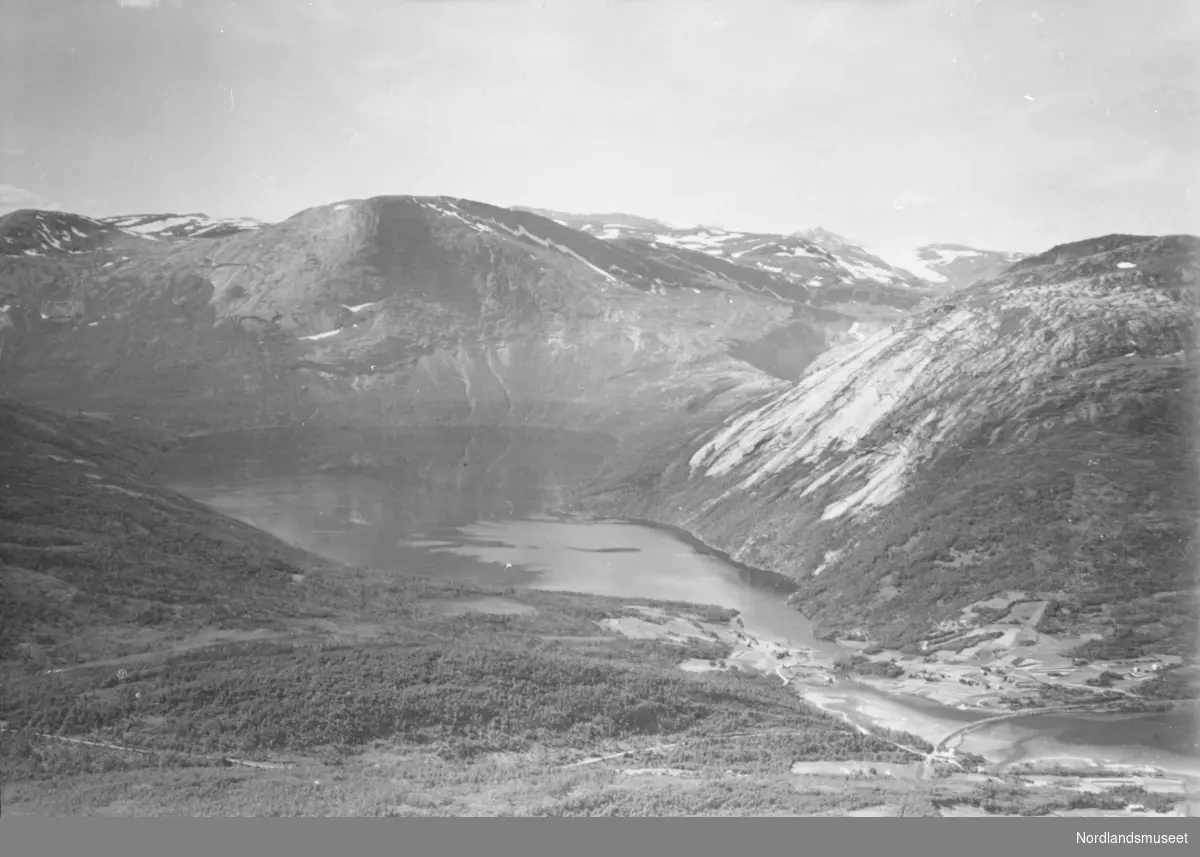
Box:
[582, 234, 1199, 657]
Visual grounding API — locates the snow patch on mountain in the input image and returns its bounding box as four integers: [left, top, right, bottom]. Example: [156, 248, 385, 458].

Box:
[837, 258, 899, 285]
[930, 248, 983, 263]
[650, 229, 747, 251]
[0, 210, 138, 256]
[299, 329, 342, 341]
[103, 213, 265, 239]
[543, 213, 926, 292]
[874, 248, 949, 283]
[872, 243, 1030, 287]
[489, 220, 623, 286]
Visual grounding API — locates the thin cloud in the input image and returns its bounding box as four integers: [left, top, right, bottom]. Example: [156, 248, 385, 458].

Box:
[13, 0, 1200, 247]
[0, 184, 62, 215]
[892, 191, 933, 210]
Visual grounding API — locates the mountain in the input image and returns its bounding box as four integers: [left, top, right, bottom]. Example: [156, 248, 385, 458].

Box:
[102, 212, 265, 240]
[876, 242, 1030, 289]
[0, 196, 864, 436]
[0, 396, 348, 666]
[0, 209, 137, 258]
[580, 233, 1200, 661]
[544, 211, 930, 292]
[791, 226, 926, 290]
[523, 208, 934, 276]
[512, 206, 675, 232]
[511, 210, 965, 352]
[0, 209, 263, 258]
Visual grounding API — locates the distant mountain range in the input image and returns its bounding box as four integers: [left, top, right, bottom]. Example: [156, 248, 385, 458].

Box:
[0, 197, 836, 434]
[516, 206, 927, 292]
[103, 212, 266, 240]
[515, 206, 1029, 293]
[0, 210, 264, 258]
[7, 198, 1028, 433]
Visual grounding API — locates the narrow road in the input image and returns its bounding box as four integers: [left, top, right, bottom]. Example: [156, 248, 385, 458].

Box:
[899, 703, 1100, 815]
[0, 726, 289, 770]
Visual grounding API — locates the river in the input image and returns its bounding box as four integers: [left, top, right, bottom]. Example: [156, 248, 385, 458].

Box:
[161, 428, 1198, 774]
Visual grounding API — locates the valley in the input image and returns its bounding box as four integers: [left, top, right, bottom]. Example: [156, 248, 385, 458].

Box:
[1, 198, 1197, 817]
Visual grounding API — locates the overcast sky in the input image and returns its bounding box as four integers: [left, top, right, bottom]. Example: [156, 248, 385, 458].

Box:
[2, 0, 1198, 257]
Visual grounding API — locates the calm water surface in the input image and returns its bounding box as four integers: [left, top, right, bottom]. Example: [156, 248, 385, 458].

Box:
[163, 429, 1198, 772]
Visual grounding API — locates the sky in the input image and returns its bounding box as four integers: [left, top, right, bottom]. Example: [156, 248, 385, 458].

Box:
[2, 0, 1199, 258]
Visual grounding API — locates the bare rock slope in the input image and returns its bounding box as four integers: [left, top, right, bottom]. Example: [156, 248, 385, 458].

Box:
[582, 234, 1200, 660]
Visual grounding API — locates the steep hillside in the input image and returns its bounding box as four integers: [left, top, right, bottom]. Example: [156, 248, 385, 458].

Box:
[0, 196, 857, 435]
[581, 234, 1200, 662]
[0, 397, 349, 666]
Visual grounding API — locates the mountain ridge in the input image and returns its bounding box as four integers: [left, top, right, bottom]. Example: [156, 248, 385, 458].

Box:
[1, 196, 835, 437]
[524, 209, 932, 295]
[578, 232, 1200, 661]
[873, 242, 1030, 289]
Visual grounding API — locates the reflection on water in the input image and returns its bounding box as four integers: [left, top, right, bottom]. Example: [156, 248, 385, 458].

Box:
[960, 708, 1200, 773]
[175, 472, 830, 651]
[163, 425, 615, 534]
[164, 428, 1199, 772]
[414, 517, 836, 652]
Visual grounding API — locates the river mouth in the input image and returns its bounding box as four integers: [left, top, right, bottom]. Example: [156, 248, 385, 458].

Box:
[161, 427, 1199, 775]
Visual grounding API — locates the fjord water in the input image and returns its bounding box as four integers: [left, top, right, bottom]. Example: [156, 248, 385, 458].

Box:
[162, 427, 1198, 773]
[162, 426, 831, 650]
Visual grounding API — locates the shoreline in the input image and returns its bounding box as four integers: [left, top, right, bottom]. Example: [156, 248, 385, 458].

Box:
[532, 511, 1199, 777]
[614, 601, 1197, 778]
[547, 509, 804, 598]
